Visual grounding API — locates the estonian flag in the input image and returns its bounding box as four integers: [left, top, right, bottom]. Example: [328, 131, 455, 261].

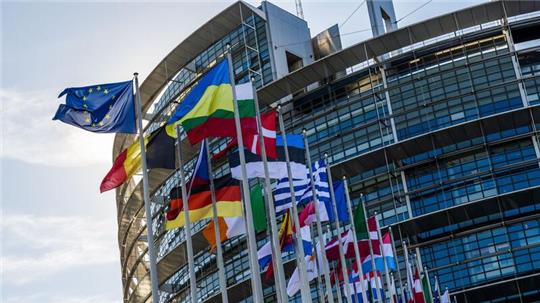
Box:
[229, 134, 307, 180]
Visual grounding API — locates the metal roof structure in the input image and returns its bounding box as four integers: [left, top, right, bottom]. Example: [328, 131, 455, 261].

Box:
[256, 0, 540, 105]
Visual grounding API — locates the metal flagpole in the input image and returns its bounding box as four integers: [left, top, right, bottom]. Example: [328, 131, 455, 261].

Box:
[389, 226, 405, 301]
[204, 139, 229, 303]
[435, 275, 442, 302]
[326, 225, 343, 303]
[277, 105, 312, 302]
[342, 177, 369, 303]
[375, 212, 393, 303]
[133, 73, 160, 303]
[403, 242, 416, 303]
[175, 124, 198, 303]
[226, 49, 264, 302]
[250, 79, 287, 303]
[325, 154, 353, 303]
[424, 267, 434, 303]
[302, 130, 335, 303]
[361, 197, 383, 303]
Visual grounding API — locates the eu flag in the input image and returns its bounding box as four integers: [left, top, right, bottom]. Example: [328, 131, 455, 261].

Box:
[53, 80, 137, 133]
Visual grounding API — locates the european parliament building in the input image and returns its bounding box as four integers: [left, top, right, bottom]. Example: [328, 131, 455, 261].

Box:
[113, 1, 540, 302]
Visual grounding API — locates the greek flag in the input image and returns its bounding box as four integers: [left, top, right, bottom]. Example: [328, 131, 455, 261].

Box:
[274, 159, 333, 222]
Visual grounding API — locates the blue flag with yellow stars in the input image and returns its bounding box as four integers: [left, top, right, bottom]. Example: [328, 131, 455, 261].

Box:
[53, 80, 137, 133]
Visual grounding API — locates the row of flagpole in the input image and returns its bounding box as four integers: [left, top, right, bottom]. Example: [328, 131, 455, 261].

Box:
[52, 49, 463, 303]
[134, 50, 457, 303]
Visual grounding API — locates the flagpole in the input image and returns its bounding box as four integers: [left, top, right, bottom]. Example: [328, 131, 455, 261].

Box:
[360, 197, 383, 303]
[302, 131, 335, 303]
[204, 139, 229, 303]
[277, 105, 312, 302]
[342, 177, 369, 303]
[325, 154, 353, 303]
[133, 73, 160, 303]
[175, 124, 198, 303]
[389, 226, 405, 301]
[403, 241, 416, 303]
[424, 267, 434, 303]
[435, 275, 442, 302]
[375, 212, 393, 303]
[326, 225, 343, 303]
[226, 49, 264, 302]
[250, 79, 287, 303]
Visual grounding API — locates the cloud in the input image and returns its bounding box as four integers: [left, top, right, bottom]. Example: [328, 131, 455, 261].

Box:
[0, 88, 114, 167]
[1, 214, 120, 286]
[3, 293, 121, 303]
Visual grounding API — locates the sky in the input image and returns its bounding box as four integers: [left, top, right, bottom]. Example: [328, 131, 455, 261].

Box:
[1, 0, 483, 302]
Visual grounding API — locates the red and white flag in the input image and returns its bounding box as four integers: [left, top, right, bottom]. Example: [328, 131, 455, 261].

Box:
[413, 269, 426, 303]
[212, 111, 276, 159]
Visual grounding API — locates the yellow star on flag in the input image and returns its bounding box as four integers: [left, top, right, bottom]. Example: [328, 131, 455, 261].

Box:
[83, 96, 87, 101]
[88, 88, 93, 93]
[105, 114, 111, 119]
[99, 121, 104, 126]
[97, 86, 101, 91]
[104, 88, 109, 94]
[85, 117, 91, 123]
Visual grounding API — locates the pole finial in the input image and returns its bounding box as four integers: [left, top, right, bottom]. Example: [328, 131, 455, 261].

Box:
[226, 43, 231, 50]
[133, 72, 139, 77]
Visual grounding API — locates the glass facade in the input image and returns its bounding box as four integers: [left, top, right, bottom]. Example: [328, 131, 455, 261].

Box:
[116, 3, 540, 303]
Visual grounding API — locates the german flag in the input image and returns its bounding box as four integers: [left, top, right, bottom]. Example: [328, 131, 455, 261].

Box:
[165, 174, 243, 229]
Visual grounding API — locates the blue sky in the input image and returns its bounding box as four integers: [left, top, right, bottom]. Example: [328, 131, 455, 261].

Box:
[1, 1, 482, 302]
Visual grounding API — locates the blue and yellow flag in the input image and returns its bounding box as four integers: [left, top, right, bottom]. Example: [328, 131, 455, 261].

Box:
[53, 80, 136, 133]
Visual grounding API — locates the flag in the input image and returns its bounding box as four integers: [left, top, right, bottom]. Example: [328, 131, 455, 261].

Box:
[99, 125, 176, 192]
[274, 159, 332, 218]
[53, 80, 137, 133]
[250, 184, 268, 233]
[229, 134, 307, 180]
[348, 277, 368, 303]
[257, 210, 294, 269]
[382, 232, 397, 270]
[202, 182, 267, 248]
[287, 254, 318, 297]
[433, 276, 441, 303]
[145, 126, 176, 170]
[167, 61, 257, 145]
[325, 229, 354, 261]
[390, 276, 398, 303]
[413, 269, 426, 303]
[440, 290, 450, 303]
[100, 136, 145, 193]
[353, 202, 368, 240]
[212, 110, 277, 160]
[333, 180, 349, 221]
[360, 216, 384, 273]
[165, 174, 243, 229]
[274, 177, 310, 212]
[202, 216, 245, 250]
[367, 271, 385, 301]
[422, 273, 433, 303]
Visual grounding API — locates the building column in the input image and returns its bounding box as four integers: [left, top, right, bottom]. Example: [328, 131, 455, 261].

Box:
[380, 66, 399, 143]
[400, 171, 414, 219]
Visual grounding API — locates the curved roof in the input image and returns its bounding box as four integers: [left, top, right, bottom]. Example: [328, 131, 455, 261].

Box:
[112, 1, 264, 159]
[256, 0, 540, 105]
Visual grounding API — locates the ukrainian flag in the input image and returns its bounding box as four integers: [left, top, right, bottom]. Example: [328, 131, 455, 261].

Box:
[167, 59, 256, 145]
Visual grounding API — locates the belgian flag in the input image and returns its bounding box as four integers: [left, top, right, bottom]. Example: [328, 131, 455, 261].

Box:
[99, 125, 175, 193]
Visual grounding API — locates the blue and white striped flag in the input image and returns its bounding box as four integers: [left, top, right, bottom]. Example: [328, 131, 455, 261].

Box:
[274, 159, 334, 223]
